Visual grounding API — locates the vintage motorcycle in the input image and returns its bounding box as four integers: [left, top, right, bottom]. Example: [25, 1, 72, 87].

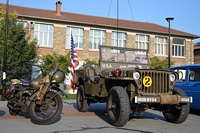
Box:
[3, 63, 67, 125]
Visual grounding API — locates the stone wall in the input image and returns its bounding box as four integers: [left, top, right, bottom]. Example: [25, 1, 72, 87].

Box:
[53, 25, 66, 55]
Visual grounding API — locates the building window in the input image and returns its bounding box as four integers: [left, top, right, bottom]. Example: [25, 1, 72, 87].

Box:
[66, 27, 84, 49]
[16, 21, 28, 38]
[172, 38, 185, 57]
[154, 36, 168, 56]
[34, 23, 54, 47]
[89, 29, 106, 50]
[16, 21, 28, 28]
[23, 21, 28, 28]
[136, 34, 149, 49]
[111, 32, 126, 47]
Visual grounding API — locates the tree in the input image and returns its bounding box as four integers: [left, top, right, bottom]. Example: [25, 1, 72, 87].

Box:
[0, 5, 38, 80]
[40, 53, 71, 74]
[84, 58, 100, 67]
[150, 56, 174, 70]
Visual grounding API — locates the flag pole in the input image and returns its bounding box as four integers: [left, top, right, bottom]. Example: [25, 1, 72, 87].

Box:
[70, 33, 79, 93]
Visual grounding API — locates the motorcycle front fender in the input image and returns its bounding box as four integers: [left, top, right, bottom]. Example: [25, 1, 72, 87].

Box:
[51, 86, 68, 98]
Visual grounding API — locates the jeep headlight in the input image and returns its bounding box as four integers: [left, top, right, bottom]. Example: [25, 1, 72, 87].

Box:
[133, 72, 140, 80]
[170, 74, 176, 82]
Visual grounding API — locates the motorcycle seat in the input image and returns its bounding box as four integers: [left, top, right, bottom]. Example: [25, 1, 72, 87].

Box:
[20, 79, 30, 83]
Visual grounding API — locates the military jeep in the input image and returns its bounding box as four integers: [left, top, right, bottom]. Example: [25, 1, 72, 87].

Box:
[74, 45, 192, 127]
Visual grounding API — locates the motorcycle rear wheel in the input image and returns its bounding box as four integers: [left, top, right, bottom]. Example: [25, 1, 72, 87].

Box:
[28, 91, 63, 125]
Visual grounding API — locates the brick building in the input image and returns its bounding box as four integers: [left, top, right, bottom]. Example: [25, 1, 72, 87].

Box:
[1, 1, 200, 66]
[194, 42, 200, 63]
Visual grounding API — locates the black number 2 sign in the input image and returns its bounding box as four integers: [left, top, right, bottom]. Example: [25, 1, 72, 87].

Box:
[143, 76, 152, 87]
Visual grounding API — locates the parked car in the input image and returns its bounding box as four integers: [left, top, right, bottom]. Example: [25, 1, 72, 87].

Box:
[74, 45, 192, 127]
[169, 64, 200, 110]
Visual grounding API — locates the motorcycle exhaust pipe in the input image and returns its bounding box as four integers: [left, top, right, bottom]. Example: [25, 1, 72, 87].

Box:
[7, 103, 19, 112]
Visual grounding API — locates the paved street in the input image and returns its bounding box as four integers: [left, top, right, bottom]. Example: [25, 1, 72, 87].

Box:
[0, 100, 199, 133]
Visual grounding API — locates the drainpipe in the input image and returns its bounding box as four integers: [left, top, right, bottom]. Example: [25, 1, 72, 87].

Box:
[190, 37, 195, 64]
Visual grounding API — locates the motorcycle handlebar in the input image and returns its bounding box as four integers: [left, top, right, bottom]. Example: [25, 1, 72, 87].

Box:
[25, 62, 45, 75]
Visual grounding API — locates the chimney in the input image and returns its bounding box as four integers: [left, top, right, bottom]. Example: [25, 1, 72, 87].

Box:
[56, 1, 62, 15]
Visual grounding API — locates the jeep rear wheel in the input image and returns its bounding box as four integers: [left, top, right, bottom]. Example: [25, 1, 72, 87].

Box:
[107, 86, 130, 127]
[163, 88, 190, 124]
[76, 85, 90, 112]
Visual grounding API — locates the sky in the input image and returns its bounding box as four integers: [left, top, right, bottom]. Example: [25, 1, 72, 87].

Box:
[1, 0, 200, 43]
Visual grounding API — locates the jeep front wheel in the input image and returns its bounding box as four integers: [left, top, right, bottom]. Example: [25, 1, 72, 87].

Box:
[163, 88, 190, 124]
[107, 86, 130, 127]
[76, 85, 90, 112]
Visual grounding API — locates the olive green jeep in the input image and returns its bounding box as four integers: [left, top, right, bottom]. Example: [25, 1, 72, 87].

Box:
[74, 45, 192, 127]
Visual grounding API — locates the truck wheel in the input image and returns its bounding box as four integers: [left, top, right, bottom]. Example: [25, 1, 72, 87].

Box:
[163, 88, 190, 124]
[76, 85, 90, 112]
[107, 86, 130, 127]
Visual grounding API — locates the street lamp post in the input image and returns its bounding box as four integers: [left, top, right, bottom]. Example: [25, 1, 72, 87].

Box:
[166, 17, 174, 69]
[1, 0, 9, 101]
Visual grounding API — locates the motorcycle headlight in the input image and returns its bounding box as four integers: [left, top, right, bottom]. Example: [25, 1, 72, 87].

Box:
[133, 72, 140, 80]
[170, 74, 176, 82]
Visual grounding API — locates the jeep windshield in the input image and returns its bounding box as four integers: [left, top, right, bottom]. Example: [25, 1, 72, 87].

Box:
[100, 46, 150, 70]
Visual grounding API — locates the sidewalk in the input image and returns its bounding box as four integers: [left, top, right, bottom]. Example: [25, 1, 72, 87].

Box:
[0, 100, 106, 120]
[0, 100, 111, 133]
[1, 100, 200, 133]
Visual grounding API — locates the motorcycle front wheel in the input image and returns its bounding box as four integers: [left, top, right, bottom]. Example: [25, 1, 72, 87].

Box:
[28, 91, 63, 125]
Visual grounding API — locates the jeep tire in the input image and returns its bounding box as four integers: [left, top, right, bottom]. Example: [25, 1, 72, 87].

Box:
[107, 86, 130, 127]
[163, 88, 190, 124]
[76, 85, 90, 112]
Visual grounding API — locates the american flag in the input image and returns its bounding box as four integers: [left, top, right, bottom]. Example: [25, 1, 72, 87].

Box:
[70, 34, 79, 91]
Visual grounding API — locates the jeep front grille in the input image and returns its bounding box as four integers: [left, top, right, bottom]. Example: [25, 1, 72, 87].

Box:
[140, 71, 170, 94]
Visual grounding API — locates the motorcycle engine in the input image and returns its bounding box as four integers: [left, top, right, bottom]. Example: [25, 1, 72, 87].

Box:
[4, 84, 19, 99]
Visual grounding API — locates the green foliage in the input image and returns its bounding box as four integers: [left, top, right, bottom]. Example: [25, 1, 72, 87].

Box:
[150, 56, 174, 70]
[84, 58, 100, 67]
[60, 94, 76, 100]
[0, 5, 38, 80]
[40, 53, 71, 74]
